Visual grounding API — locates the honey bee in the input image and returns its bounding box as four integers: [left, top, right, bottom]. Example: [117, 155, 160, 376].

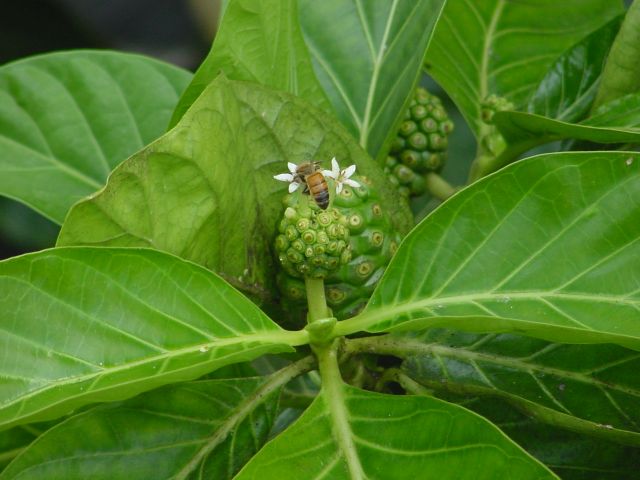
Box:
[294, 162, 330, 210]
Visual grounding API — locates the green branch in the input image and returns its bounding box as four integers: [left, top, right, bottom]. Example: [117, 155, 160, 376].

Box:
[425, 173, 458, 201]
[305, 276, 329, 323]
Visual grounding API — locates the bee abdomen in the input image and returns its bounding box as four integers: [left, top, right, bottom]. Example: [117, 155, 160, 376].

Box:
[306, 172, 330, 210]
[314, 188, 330, 209]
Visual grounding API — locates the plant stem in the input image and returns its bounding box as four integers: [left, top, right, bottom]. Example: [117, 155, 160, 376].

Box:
[344, 335, 409, 357]
[468, 137, 540, 183]
[396, 371, 433, 396]
[425, 173, 457, 201]
[305, 276, 329, 323]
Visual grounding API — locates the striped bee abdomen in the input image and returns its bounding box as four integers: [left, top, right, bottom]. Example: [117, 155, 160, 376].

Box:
[306, 171, 329, 209]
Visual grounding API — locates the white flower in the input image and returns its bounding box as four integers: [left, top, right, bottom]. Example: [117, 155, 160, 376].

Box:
[322, 157, 360, 194]
[273, 162, 301, 193]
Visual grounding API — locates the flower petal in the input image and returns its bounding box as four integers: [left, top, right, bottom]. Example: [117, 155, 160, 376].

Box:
[345, 179, 361, 188]
[322, 169, 337, 179]
[288, 162, 298, 174]
[331, 157, 340, 176]
[274, 173, 294, 182]
[289, 182, 300, 193]
[335, 182, 343, 194]
[343, 164, 356, 178]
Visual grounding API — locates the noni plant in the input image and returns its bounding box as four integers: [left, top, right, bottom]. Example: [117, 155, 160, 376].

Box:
[0, 1, 640, 479]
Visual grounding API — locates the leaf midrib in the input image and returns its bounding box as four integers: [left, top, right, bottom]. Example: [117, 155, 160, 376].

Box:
[0, 133, 102, 189]
[318, 349, 365, 479]
[380, 338, 640, 399]
[0, 330, 307, 427]
[359, 0, 399, 149]
[340, 290, 640, 336]
[174, 358, 314, 479]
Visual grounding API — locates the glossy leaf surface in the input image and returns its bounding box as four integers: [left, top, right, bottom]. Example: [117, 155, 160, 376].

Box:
[425, 0, 623, 135]
[0, 377, 287, 479]
[0, 248, 304, 430]
[337, 152, 640, 350]
[299, 0, 446, 160]
[492, 110, 640, 160]
[0, 50, 191, 223]
[59, 77, 411, 302]
[495, 88, 640, 153]
[236, 384, 555, 479]
[237, 385, 555, 480]
[393, 330, 640, 445]
[461, 397, 640, 480]
[527, 17, 621, 123]
[582, 92, 640, 129]
[170, 0, 329, 128]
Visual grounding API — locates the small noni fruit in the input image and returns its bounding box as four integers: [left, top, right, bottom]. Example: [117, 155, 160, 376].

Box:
[277, 175, 400, 321]
[386, 87, 454, 197]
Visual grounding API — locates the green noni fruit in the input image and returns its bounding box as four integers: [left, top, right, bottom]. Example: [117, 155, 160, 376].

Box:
[386, 87, 454, 197]
[274, 196, 351, 280]
[277, 175, 401, 321]
[478, 94, 515, 159]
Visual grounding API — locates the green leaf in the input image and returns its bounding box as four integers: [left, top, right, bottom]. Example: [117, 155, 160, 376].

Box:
[0, 426, 39, 471]
[488, 105, 640, 168]
[459, 396, 640, 480]
[583, 92, 640, 129]
[425, 0, 623, 136]
[169, 0, 329, 129]
[58, 77, 412, 302]
[385, 330, 640, 445]
[494, 84, 640, 158]
[336, 152, 640, 350]
[236, 384, 556, 479]
[201, 361, 258, 380]
[0, 50, 192, 224]
[593, 0, 640, 109]
[527, 17, 622, 123]
[0, 370, 312, 480]
[0, 247, 306, 431]
[491, 109, 640, 165]
[299, 0, 446, 160]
